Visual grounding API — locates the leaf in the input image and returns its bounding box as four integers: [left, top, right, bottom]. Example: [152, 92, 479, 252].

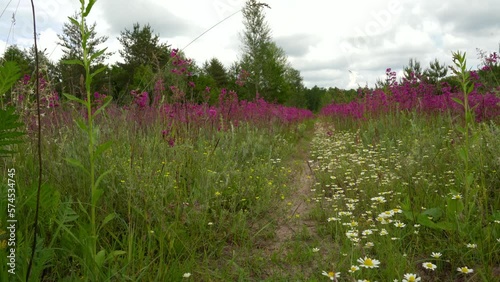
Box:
[92, 188, 104, 206]
[62, 59, 84, 67]
[402, 210, 415, 222]
[68, 16, 79, 27]
[466, 83, 474, 94]
[77, 199, 90, 220]
[64, 93, 87, 106]
[0, 107, 25, 157]
[421, 207, 443, 221]
[94, 168, 112, 190]
[417, 214, 454, 231]
[64, 158, 90, 175]
[95, 249, 106, 268]
[451, 97, 464, 106]
[108, 250, 126, 258]
[434, 221, 455, 231]
[457, 147, 468, 162]
[455, 124, 466, 134]
[94, 96, 112, 116]
[417, 213, 438, 228]
[83, 0, 97, 17]
[98, 212, 117, 232]
[90, 66, 107, 79]
[89, 48, 107, 63]
[466, 172, 474, 186]
[0, 61, 21, 95]
[74, 118, 88, 132]
[95, 140, 113, 156]
[446, 192, 464, 219]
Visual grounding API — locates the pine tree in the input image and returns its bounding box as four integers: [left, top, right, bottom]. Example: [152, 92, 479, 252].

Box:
[423, 58, 448, 84]
[403, 58, 423, 81]
[58, 12, 111, 97]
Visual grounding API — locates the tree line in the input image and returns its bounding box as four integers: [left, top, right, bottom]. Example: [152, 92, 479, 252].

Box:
[2, 0, 497, 112]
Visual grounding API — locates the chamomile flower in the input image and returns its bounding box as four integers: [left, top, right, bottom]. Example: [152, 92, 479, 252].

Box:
[364, 242, 375, 248]
[402, 273, 421, 282]
[457, 266, 473, 274]
[394, 221, 406, 228]
[183, 273, 191, 278]
[348, 265, 360, 273]
[357, 256, 380, 268]
[466, 243, 477, 248]
[362, 229, 373, 236]
[379, 229, 389, 236]
[422, 262, 437, 270]
[430, 252, 442, 258]
[321, 270, 340, 280]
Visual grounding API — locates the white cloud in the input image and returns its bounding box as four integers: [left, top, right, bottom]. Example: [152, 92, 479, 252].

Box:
[1, 0, 499, 89]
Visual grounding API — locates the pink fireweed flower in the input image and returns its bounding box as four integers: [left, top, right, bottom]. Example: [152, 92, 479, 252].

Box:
[170, 48, 178, 58]
[23, 74, 31, 85]
[208, 108, 217, 118]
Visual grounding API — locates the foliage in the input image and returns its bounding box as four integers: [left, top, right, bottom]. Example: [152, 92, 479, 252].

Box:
[118, 23, 170, 73]
[61, 0, 115, 279]
[403, 57, 423, 81]
[423, 58, 448, 84]
[238, 0, 300, 103]
[0, 106, 25, 157]
[0, 45, 31, 76]
[202, 57, 229, 89]
[0, 61, 21, 107]
[58, 12, 111, 98]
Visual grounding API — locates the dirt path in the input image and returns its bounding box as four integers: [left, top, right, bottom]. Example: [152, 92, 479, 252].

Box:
[255, 128, 326, 279]
[271, 155, 316, 249]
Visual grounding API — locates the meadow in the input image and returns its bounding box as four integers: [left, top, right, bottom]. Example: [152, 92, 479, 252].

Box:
[1, 2, 500, 281]
[1, 53, 499, 281]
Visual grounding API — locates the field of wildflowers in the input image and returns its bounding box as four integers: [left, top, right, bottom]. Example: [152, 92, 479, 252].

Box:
[0, 2, 499, 279]
[2, 47, 500, 281]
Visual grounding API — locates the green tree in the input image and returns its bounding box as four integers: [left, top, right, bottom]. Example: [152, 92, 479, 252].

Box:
[403, 58, 423, 81]
[202, 57, 229, 88]
[118, 23, 170, 73]
[26, 47, 60, 90]
[116, 23, 170, 97]
[1, 45, 30, 76]
[239, 0, 292, 103]
[58, 12, 111, 97]
[423, 58, 448, 84]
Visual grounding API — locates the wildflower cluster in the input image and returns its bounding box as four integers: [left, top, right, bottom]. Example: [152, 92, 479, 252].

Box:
[309, 122, 486, 280]
[321, 58, 500, 121]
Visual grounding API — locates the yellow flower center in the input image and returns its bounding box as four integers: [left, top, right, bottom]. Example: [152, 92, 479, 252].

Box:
[364, 259, 373, 266]
[328, 272, 334, 277]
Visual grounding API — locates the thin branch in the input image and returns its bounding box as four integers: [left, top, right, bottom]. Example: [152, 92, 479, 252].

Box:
[26, 0, 42, 280]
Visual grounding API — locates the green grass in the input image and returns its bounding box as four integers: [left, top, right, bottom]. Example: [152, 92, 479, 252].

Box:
[1, 107, 499, 281]
[0, 109, 315, 281]
[308, 113, 500, 281]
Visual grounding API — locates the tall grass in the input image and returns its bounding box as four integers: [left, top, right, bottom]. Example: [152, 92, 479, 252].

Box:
[308, 111, 499, 281]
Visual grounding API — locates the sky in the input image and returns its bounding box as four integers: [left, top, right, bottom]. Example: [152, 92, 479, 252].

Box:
[0, 0, 499, 89]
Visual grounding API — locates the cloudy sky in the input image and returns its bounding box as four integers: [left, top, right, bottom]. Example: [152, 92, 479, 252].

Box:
[1, 0, 499, 89]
